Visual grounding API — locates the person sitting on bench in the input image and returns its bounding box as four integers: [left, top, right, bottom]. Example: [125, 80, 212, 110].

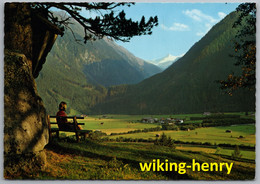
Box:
[56, 101, 82, 131]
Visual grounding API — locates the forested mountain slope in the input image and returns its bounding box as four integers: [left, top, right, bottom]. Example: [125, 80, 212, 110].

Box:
[36, 16, 161, 114]
[92, 11, 255, 114]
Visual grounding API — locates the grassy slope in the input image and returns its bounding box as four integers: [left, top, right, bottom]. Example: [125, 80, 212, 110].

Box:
[32, 140, 255, 180]
[40, 113, 255, 180]
[176, 145, 255, 160]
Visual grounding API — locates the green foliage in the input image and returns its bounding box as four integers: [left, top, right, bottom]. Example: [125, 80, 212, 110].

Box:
[232, 145, 243, 159]
[106, 157, 123, 169]
[161, 123, 179, 130]
[190, 114, 241, 120]
[110, 126, 162, 136]
[218, 3, 256, 95]
[179, 124, 196, 131]
[31, 3, 158, 43]
[154, 133, 176, 148]
[201, 118, 255, 127]
[88, 130, 107, 141]
[215, 147, 221, 154]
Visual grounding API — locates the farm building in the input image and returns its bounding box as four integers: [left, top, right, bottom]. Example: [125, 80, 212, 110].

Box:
[175, 119, 184, 124]
[141, 117, 184, 124]
[203, 112, 211, 116]
[141, 117, 155, 123]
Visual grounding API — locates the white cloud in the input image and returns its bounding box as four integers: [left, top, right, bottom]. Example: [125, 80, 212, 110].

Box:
[183, 9, 228, 37]
[161, 23, 190, 31]
[218, 12, 227, 19]
[196, 32, 205, 36]
[183, 9, 202, 21]
[183, 9, 218, 23]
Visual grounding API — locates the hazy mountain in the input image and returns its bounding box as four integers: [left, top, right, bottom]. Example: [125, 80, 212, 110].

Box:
[149, 54, 183, 69]
[35, 16, 161, 114]
[83, 38, 162, 87]
[92, 11, 255, 114]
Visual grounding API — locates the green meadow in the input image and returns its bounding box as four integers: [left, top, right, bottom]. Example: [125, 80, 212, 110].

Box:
[42, 113, 256, 180]
[49, 113, 255, 157]
[109, 125, 255, 146]
[80, 115, 159, 134]
[50, 113, 255, 147]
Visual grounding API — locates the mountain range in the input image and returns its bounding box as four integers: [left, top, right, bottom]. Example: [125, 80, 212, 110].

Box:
[36, 16, 161, 114]
[92, 11, 255, 114]
[36, 10, 255, 115]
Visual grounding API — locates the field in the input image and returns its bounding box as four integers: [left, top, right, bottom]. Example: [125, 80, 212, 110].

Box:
[40, 113, 256, 180]
[109, 125, 255, 146]
[80, 115, 160, 134]
[49, 113, 256, 160]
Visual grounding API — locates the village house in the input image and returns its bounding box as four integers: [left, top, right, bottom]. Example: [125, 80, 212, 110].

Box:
[141, 117, 184, 124]
[203, 112, 211, 116]
[175, 119, 184, 124]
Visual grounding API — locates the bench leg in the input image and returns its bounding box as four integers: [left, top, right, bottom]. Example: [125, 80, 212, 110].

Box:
[56, 131, 59, 139]
[75, 132, 80, 142]
[81, 133, 86, 140]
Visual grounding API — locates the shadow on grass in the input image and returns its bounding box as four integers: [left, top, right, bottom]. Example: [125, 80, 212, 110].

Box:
[45, 139, 255, 180]
[45, 139, 192, 180]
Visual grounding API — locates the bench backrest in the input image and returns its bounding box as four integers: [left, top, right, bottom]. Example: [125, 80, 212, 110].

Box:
[48, 115, 84, 131]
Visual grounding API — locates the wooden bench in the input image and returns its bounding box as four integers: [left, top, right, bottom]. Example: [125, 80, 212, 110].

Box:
[47, 115, 92, 142]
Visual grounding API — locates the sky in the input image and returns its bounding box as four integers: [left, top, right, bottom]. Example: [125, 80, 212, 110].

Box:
[111, 3, 241, 61]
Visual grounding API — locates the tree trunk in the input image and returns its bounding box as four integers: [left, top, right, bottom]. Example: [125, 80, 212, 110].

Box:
[4, 3, 62, 178]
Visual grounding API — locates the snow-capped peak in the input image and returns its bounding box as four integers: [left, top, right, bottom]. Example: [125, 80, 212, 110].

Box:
[158, 54, 180, 64]
[148, 54, 184, 70]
